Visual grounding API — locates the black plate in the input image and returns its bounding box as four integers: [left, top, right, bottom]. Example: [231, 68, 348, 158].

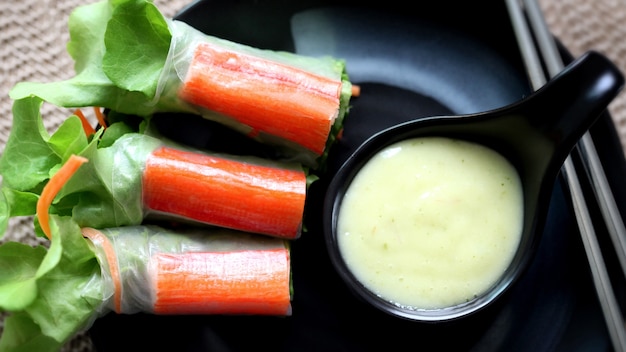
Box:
[90, 1, 626, 351]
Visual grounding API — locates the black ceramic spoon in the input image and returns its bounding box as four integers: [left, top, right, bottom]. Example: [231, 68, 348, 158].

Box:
[323, 50, 625, 322]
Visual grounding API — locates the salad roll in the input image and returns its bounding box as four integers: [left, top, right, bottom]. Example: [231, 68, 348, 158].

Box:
[9, 0, 355, 168]
[82, 225, 292, 316]
[0, 217, 291, 352]
[0, 97, 308, 239]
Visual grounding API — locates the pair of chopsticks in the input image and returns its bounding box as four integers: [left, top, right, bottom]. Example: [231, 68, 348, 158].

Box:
[505, 0, 626, 350]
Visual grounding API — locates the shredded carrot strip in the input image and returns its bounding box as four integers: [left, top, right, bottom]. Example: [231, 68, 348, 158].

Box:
[74, 109, 96, 137]
[93, 107, 107, 129]
[336, 128, 344, 141]
[179, 42, 343, 155]
[142, 146, 306, 239]
[82, 227, 122, 314]
[351, 84, 361, 97]
[36, 155, 88, 240]
[152, 248, 291, 315]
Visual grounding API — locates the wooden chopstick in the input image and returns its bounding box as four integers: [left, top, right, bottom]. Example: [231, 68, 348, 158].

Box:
[522, 0, 626, 280]
[505, 0, 626, 350]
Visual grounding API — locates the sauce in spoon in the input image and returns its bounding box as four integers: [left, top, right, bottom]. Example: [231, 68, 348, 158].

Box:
[337, 137, 523, 309]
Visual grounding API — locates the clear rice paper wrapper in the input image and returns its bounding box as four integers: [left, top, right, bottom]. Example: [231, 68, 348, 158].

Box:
[86, 225, 292, 316]
[155, 19, 352, 167]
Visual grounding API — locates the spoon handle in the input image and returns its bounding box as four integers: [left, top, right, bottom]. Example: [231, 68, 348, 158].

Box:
[519, 50, 624, 149]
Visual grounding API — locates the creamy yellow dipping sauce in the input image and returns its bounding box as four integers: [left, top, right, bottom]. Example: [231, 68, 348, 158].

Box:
[337, 137, 524, 310]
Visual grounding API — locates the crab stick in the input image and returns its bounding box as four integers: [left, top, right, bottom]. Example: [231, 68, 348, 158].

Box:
[142, 145, 307, 239]
[179, 41, 343, 156]
[84, 226, 292, 316]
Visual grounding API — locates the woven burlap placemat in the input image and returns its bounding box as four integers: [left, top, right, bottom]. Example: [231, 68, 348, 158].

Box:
[1, 0, 625, 351]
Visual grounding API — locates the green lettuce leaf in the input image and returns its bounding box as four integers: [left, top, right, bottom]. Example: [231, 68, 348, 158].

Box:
[24, 216, 102, 343]
[9, 0, 173, 116]
[0, 192, 7, 237]
[103, 0, 171, 96]
[0, 95, 160, 238]
[0, 96, 92, 239]
[0, 313, 62, 352]
[0, 216, 103, 351]
[47, 115, 90, 162]
[0, 97, 61, 191]
[0, 243, 46, 311]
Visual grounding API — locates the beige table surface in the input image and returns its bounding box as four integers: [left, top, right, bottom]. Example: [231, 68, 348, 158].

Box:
[1, 0, 626, 351]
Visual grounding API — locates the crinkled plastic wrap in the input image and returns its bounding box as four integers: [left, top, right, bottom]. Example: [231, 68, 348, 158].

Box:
[155, 20, 353, 167]
[84, 225, 292, 316]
